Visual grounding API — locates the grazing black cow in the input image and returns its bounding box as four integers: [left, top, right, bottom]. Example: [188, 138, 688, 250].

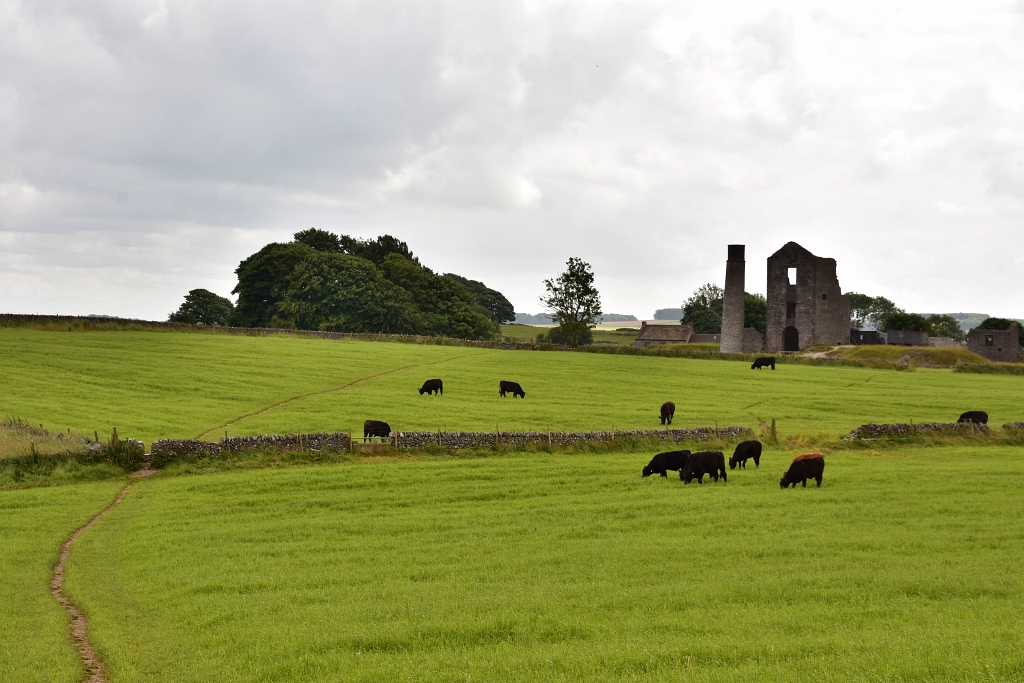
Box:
[780, 453, 824, 488]
[363, 420, 392, 442]
[680, 451, 727, 484]
[729, 440, 762, 469]
[660, 401, 676, 425]
[751, 357, 776, 370]
[499, 380, 526, 399]
[642, 450, 691, 477]
[958, 411, 988, 425]
[419, 378, 443, 395]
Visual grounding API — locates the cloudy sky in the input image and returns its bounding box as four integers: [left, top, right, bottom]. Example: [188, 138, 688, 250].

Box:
[2, 0, 1023, 320]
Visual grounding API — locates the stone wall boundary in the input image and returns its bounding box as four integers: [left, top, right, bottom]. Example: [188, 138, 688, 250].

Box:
[150, 426, 755, 467]
[843, 422, 988, 440]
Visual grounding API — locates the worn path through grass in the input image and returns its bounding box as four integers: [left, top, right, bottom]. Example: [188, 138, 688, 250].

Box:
[0, 481, 126, 683]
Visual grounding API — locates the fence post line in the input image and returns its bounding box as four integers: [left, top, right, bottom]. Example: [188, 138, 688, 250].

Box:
[495, 424, 499, 448]
[547, 425, 551, 448]
[771, 418, 777, 444]
[348, 428, 353, 455]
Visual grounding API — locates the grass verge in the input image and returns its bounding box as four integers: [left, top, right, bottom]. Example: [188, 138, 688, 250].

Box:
[64, 446, 1024, 682]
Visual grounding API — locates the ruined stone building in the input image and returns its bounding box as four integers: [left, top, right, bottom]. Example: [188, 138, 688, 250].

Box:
[967, 323, 1022, 361]
[765, 242, 850, 352]
[720, 242, 850, 353]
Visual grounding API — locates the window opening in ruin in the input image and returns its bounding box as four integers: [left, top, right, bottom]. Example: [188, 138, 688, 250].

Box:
[787, 267, 797, 284]
[985, 335, 995, 346]
[822, 293, 827, 300]
[786, 302, 797, 319]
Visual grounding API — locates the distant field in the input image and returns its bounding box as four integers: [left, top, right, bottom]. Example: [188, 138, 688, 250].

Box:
[2, 328, 1024, 444]
[65, 446, 1024, 682]
[0, 481, 124, 683]
[499, 323, 638, 346]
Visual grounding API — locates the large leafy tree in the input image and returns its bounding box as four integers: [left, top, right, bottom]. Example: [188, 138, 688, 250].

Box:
[446, 274, 516, 324]
[540, 257, 602, 348]
[229, 242, 315, 327]
[880, 312, 933, 333]
[848, 292, 902, 330]
[381, 255, 496, 339]
[744, 293, 767, 334]
[681, 283, 724, 334]
[927, 314, 966, 343]
[168, 289, 234, 325]
[274, 253, 421, 333]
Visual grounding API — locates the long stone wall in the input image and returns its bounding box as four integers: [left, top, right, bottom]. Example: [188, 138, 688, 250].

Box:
[149, 426, 755, 467]
[843, 422, 988, 440]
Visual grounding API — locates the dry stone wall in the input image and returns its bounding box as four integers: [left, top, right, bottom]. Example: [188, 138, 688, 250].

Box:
[844, 422, 988, 440]
[149, 426, 755, 466]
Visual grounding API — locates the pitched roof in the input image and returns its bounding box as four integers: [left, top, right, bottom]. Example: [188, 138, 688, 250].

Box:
[634, 322, 693, 342]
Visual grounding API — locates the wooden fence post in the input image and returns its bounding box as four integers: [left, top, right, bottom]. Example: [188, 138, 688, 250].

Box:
[771, 418, 777, 444]
[495, 424, 499, 448]
[348, 428, 353, 455]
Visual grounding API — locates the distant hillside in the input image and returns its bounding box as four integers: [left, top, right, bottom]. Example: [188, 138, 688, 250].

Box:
[515, 312, 553, 325]
[598, 314, 637, 322]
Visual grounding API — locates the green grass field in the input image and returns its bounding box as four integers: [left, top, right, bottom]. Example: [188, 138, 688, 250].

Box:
[62, 447, 1024, 682]
[2, 328, 1023, 445]
[0, 481, 125, 682]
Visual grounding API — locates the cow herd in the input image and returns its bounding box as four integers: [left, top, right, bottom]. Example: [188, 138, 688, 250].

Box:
[642, 439, 825, 489]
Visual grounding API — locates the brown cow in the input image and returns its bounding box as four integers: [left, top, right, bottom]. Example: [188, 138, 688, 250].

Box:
[780, 453, 824, 488]
[660, 401, 675, 425]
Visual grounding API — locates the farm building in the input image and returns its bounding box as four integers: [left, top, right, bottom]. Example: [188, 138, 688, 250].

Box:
[764, 242, 851, 352]
[851, 329, 886, 345]
[886, 330, 930, 346]
[967, 323, 1022, 361]
[630, 322, 721, 349]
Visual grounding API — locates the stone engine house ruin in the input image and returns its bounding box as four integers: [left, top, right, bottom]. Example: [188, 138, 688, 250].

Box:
[720, 241, 851, 353]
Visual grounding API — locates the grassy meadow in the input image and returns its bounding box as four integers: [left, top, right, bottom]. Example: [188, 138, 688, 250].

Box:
[2, 328, 1023, 445]
[0, 481, 125, 683]
[63, 446, 1024, 682]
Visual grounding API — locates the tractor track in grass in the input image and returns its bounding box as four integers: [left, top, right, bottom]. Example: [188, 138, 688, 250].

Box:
[195, 354, 466, 439]
[51, 463, 157, 683]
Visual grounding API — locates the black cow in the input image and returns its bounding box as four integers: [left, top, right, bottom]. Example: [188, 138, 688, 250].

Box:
[363, 420, 391, 442]
[751, 357, 776, 370]
[729, 440, 762, 469]
[660, 401, 676, 425]
[958, 411, 988, 425]
[642, 450, 691, 477]
[499, 380, 526, 399]
[419, 379, 443, 395]
[780, 454, 824, 488]
[680, 451, 727, 484]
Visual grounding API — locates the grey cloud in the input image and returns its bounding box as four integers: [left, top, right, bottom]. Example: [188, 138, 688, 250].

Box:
[2, 0, 1024, 320]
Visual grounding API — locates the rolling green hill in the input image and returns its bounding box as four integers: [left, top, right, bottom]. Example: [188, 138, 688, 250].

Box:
[1, 328, 1022, 444]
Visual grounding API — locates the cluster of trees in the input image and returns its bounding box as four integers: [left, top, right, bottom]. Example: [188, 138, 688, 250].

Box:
[849, 293, 966, 342]
[168, 289, 234, 325]
[169, 230, 515, 339]
[680, 284, 767, 334]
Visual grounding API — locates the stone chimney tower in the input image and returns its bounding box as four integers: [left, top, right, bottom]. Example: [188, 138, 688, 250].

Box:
[720, 244, 745, 353]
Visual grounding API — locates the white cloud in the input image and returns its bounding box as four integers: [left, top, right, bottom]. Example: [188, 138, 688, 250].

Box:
[1, 0, 1023, 319]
